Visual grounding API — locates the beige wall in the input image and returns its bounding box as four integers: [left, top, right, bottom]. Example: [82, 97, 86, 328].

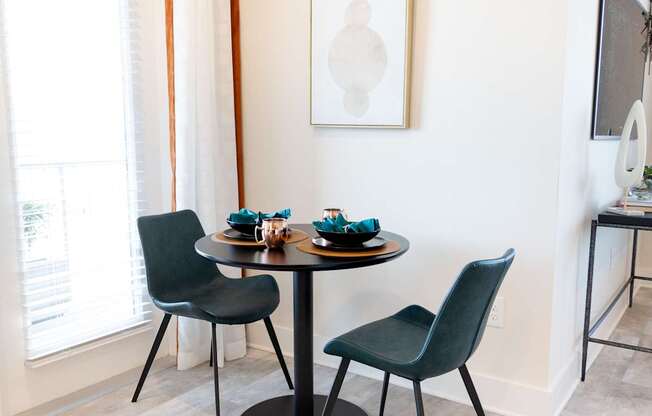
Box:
[549, 0, 645, 393]
[239, 0, 652, 414]
[240, 1, 571, 414]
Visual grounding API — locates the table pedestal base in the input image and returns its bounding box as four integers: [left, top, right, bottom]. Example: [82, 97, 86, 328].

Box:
[241, 395, 367, 416]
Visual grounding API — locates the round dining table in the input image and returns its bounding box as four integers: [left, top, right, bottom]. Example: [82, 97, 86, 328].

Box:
[195, 224, 410, 416]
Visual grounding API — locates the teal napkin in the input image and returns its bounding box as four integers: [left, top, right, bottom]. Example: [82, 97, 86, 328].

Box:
[228, 208, 291, 224]
[313, 213, 380, 233]
[347, 218, 380, 233]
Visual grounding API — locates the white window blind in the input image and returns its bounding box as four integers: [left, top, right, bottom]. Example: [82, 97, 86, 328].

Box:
[1, 0, 151, 360]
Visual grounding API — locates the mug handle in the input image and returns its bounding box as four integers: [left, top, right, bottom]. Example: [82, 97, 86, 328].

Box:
[255, 225, 263, 244]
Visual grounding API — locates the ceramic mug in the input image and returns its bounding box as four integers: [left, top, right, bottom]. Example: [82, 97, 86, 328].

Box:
[322, 208, 347, 220]
[255, 218, 289, 249]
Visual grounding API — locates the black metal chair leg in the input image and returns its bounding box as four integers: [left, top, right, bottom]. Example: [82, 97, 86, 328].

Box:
[132, 313, 172, 402]
[209, 342, 213, 367]
[212, 323, 221, 416]
[379, 372, 390, 416]
[263, 317, 294, 390]
[459, 365, 485, 416]
[413, 381, 425, 416]
[321, 358, 350, 416]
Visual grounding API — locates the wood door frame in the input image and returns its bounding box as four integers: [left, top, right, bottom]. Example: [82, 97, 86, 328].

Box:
[231, 0, 245, 208]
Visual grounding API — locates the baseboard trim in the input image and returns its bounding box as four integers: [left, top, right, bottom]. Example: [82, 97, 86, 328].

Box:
[636, 267, 652, 287]
[248, 277, 643, 416]
[549, 352, 580, 416]
[15, 356, 176, 416]
[546, 316, 624, 416]
[247, 328, 551, 416]
[547, 280, 644, 416]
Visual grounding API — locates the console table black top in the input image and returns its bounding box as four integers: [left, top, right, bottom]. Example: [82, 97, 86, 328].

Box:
[597, 210, 652, 229]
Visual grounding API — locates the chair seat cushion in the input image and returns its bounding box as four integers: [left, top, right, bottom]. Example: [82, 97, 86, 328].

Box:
[324, 305, 435, 380]
[154, 273, 280, 325]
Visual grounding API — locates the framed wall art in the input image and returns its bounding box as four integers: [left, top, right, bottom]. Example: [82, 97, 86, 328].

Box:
[310, 0, 413, 128]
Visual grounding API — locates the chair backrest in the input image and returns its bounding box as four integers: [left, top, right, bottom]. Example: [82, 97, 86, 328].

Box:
[413, 249, 515, 379]
[137, 210, 219, 302]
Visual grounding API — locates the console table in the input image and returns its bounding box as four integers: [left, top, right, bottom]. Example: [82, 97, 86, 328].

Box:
[581, 211, 652, 381]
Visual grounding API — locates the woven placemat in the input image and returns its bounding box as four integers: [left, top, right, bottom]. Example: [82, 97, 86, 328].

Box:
[211, 228, 310, 247]
[296, 238, 401, 258]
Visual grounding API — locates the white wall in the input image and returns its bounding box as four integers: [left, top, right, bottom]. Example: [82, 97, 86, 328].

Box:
[0, 298, 6, 416]
[0, 20, 10, 413]
[549, 0, 652, 412]
[639, 48, 652, 271]
[241, 0, 652, 414]
[0, 1, 173, 414]
[549, 0, 636, 399]
[240, 0, 572, 414]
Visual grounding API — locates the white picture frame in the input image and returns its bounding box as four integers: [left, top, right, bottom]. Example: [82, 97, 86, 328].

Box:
[310, 0, 413, 128]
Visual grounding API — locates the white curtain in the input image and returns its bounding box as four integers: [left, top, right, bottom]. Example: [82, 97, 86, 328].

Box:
[173, 0, 246, 370]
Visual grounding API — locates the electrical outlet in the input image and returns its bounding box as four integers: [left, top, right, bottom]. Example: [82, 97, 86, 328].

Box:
[488, 297, 504, 328]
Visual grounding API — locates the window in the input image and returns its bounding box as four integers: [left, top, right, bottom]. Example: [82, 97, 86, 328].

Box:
[1, 0, 150, 360]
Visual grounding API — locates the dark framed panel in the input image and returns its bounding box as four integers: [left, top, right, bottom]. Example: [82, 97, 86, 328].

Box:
[592, 0, 647, 140]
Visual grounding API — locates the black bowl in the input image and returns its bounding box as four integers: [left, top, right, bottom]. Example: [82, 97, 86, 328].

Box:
[226, 219, 258, 236]
[316, 229, 380, 246]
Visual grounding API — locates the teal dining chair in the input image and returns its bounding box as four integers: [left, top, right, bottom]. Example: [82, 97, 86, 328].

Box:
[321, 249, 515, 416]
[132, 210, 293, 416]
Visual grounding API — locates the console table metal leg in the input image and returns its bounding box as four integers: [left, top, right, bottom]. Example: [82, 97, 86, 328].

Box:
[581, 220, 598, 382]
[629, 230, 638, 308]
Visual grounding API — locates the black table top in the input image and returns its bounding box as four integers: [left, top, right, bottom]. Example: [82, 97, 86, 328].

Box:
[597, 210, 652, 229]
[194, 224, 410, 272]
